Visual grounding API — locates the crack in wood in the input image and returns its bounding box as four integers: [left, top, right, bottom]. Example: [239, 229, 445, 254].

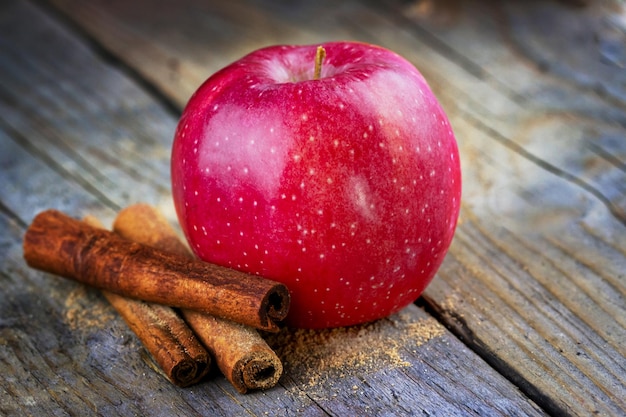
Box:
[462, 110, 626, 227]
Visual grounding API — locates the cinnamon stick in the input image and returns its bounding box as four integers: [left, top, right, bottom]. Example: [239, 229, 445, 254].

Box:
[23, 209, 290, 332]
[83, 215, 210, 387]
[183, 310, 282, 393]
[113, 204, 283, 393]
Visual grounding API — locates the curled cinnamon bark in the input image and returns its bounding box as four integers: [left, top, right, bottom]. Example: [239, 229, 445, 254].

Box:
[114, 204, 283, 393]
[184, 310, 282, 392]
[23, 209, 290, 332]
[82, 215, 210, 387]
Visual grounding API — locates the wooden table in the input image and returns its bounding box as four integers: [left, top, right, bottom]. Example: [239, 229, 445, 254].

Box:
[1, 0, 624, 415]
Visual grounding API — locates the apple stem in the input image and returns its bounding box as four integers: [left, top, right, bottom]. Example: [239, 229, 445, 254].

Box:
[313, 46, 326, 80]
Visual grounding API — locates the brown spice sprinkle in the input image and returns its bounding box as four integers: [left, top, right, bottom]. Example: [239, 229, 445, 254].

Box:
[267, 304, 444, 388]
[64, 286, 116, 331]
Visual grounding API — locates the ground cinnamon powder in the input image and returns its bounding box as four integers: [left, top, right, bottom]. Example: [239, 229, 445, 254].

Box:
[64, 286, 116, 331]
[267, 305, 444, 388]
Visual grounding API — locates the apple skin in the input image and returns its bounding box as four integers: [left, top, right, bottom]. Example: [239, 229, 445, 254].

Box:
[171, 42, 461, 329]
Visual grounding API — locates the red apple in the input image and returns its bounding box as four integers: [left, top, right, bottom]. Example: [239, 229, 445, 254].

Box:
[171, 42, 461, 329]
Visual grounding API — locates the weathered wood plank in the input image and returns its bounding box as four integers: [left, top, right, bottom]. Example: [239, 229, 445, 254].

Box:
[364, 1, 626, 415]
[382, 0, 626, 221]
[38, 0, 626, 416]
[41, 0, 359, 108]
[0, 0, 547, 416]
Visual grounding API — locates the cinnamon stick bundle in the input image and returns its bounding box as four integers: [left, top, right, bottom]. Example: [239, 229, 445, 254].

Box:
[23, 210, 289, 332]
[83, 215, 210, 387]
[114, 204, 283, 393]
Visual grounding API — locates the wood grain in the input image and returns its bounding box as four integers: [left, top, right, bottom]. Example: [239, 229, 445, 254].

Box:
[38, 0, 626, 415]
[368, 2, 626, 415]
[0, 0, 550, 415]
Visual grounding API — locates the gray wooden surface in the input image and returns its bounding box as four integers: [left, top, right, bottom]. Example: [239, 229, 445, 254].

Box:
[1, 0, 624, 416]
